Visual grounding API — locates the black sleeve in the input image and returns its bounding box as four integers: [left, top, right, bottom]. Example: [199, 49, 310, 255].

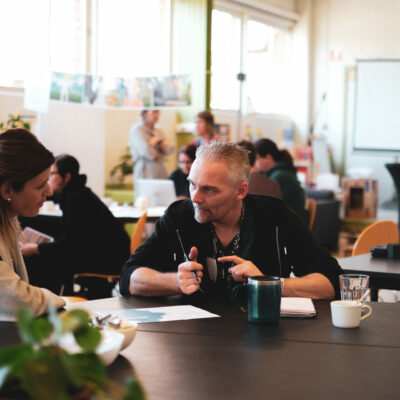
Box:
[283, 208, 343, 299]
[119, 210, 179, 296]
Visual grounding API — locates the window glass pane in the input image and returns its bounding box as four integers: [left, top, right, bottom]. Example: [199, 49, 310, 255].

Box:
[97, 0, 170, 78]
[0, 0, 49, 87]
[49, 0, 86, 73]
[246, 19, 291, 115]
[210, 9, 241, 111]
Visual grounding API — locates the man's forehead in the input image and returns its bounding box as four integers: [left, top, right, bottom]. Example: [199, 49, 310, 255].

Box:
[189, 159, 229, 182]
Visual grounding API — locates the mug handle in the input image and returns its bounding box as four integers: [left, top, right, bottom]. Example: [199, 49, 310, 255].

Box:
[360, 304, 372, 320]
[231, 283, 247, 312]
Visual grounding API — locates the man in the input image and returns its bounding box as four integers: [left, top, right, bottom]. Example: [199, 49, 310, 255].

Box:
[128, 109, 173, 185]
[120, 142, 342, 300]
[236, 140, 282, 199]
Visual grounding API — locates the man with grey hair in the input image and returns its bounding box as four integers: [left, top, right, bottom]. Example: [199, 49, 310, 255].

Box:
[120, 141, 342, 300]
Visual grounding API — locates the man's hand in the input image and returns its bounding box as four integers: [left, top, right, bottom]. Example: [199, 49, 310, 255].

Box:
[20, 243, 39, 257]
[218, 255, 262, 282]
[177, 247, 203, 295]
[148, 136, 160, 147]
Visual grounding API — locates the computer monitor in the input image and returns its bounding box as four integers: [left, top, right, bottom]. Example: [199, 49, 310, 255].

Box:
[134, 179, 178, 207]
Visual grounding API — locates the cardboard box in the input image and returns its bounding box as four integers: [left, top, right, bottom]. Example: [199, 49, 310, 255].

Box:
[342, 178, 378, 218]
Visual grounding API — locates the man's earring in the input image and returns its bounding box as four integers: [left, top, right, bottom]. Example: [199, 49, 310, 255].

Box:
[7, 198, 11, 203]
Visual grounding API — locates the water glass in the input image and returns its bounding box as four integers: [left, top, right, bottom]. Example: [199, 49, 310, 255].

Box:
[339, 274, 369, 301]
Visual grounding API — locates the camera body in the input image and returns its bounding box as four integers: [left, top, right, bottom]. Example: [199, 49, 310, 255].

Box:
[370, 243, 400, 259]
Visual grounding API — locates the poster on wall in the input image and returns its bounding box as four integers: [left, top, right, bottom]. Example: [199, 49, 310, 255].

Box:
[49, 72, 191, 109]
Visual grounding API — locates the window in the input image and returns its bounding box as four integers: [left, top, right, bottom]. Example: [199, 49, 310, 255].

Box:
[211, 6, 292, 115]
[96, 0, 171, 78]
[210, 9, 241, 111]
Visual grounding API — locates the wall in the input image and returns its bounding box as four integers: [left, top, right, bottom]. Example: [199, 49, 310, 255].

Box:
[311, 0, 400, 204]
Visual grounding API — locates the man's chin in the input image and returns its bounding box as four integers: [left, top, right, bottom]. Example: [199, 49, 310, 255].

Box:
[194, 211, 210, 224]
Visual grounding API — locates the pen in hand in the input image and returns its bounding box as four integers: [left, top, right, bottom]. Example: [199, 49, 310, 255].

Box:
[176, 229, 204, 293]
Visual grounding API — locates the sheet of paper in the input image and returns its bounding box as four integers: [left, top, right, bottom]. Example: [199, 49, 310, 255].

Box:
[96, 305, 220, 324]
[280, 297, 316, 317]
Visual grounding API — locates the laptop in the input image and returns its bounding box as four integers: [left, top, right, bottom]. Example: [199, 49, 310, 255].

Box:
[134, 179, 178, 207]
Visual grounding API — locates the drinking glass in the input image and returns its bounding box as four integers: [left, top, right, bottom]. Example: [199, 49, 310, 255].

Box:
[339, 274, 369, 301]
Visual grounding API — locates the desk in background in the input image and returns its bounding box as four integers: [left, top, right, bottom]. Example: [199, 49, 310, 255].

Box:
[339, 253, 400, 301]
[2, 296, 400, 399]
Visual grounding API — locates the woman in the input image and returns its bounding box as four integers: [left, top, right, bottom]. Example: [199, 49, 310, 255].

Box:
[0, 129, 65, 320]
[168, 144, 196, 199]
[22, 154, 130, 295]
[254, 138, 306, 222]
[128, 109, 173, 185]
[192, 110, 215, 148]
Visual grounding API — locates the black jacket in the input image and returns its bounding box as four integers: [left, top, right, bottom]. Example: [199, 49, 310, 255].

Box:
[120, 194, 342, 298]
[38, 176, 130, 277]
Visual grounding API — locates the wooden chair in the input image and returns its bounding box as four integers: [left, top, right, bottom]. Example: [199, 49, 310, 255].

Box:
[352, 220, 399, 256]
[64, 296, 88, 303]
[72, 272, 120, 300]
[305, 198, 317, 230]
[130, 211, 147, 254]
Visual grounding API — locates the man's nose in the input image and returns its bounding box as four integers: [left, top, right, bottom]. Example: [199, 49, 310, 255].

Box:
[191, 187, 201, 203]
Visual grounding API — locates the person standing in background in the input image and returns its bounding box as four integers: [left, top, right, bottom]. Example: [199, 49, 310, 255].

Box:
[129, 109, 173, 185]
[169, 144, 196, 199]
[192, 110, 216, 148]
[254, 138, 306, 222]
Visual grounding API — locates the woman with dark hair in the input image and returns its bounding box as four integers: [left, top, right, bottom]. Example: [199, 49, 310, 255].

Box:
[254, 138, 306, 222]
[0, 129, 65, 319]
[192, 110, 216, 147]
[22, 154, 130, 295]
[168, 144, 196, 199]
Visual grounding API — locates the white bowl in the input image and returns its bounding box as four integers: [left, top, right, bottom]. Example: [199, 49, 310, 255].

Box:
[106, 320, 137, 350]
[59, 330, 124, 366]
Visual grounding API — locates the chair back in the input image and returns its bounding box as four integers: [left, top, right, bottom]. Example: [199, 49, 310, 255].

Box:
[130, 211, 147, 254]
[305, 198, 317, 230]
[352, 220, 399, 256]
[72, 273, 120, 300]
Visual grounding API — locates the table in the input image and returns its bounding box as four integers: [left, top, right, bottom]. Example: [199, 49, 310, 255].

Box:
[339, 254, 400, 301]
[2, 296, 399, 399]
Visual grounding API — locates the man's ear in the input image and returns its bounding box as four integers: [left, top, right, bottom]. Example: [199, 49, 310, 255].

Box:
[0, 181, 12, 202]
[236, 181, 248, 201]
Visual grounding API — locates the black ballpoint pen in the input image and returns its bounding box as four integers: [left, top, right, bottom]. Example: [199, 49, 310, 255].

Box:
[176, 229, 204, 293]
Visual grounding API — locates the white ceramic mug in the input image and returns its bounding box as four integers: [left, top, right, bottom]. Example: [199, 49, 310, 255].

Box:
[330, 300, 372, 328]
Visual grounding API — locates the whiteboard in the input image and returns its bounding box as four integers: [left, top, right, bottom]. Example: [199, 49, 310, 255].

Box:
[353, 60, 400, 152]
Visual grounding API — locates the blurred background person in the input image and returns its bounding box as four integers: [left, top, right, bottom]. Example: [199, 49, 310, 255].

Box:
[22, 154, 130, 296]
[129, 109, 173, 185]
[254, 138, 306, 222]
[236, 140, 282, 199]
[0, 129, 65, 319]
[192, 110, 215, 148]
[169, 144, 196, 199]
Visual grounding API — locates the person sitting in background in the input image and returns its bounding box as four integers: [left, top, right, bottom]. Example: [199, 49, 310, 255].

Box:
[192, 110, 216, 148]
[236, 140, 282, 199]
[129, 109, 173, 185]
[22, 154, 130, 295]
[169, 144, 196, 199]
[0, 129, 65, 319]
[120, 142, 341, 301]
[254, 138, 306, 222]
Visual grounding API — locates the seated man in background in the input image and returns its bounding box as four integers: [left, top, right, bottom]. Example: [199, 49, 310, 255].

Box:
[120, 142, 342, 301]
[236, 140, 282, 199]
[169, 144, 196, 199]
[22, 154, 131, 296]
[254, 138, 306, 222]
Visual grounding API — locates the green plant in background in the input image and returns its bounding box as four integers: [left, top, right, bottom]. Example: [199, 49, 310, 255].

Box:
[110, 147, 134, 186]
[0, 114, 31, 132]
[0, 306, 146, 400]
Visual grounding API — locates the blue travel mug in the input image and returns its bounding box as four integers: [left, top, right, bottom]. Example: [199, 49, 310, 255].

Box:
[232, 276, 281, 324]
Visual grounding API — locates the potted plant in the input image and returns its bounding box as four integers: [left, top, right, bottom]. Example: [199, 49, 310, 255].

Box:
[0, 306, 146, 400]
[110, 147, 134, 187]
[0, 114, 31, 132]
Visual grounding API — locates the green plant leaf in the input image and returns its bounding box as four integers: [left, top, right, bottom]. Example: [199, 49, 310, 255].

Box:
[0, 343, 34, 387]
[74, 326, 101, 352]
[62, 351, 106, 389]
[16, 308, 36, 343]
[60, 309, 90, 334]
[20, 346, 69, 400]
[122, 377, 147, 400]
